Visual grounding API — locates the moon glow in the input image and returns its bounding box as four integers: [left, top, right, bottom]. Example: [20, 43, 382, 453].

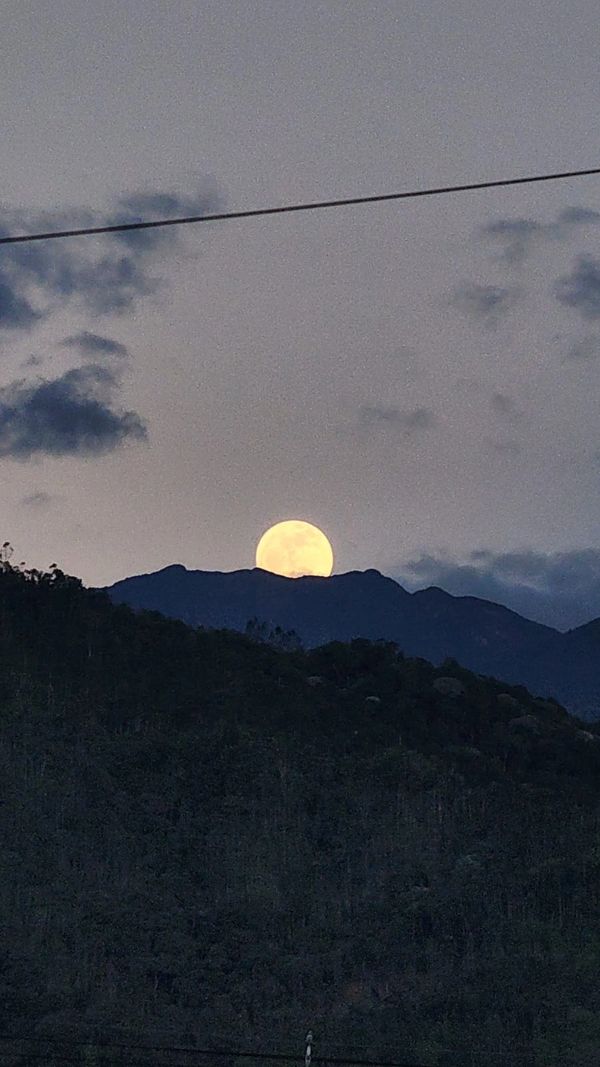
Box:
[256, 520, 334, 578]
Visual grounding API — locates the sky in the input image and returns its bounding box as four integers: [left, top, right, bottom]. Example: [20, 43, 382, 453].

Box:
[1, 0, 600, 630]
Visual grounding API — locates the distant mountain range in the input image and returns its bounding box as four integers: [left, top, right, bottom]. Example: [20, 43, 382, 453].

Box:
[105, 565, 600, 720]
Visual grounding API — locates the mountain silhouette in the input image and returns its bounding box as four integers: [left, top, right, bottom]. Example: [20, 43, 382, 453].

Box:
[105, 565, 600, 719]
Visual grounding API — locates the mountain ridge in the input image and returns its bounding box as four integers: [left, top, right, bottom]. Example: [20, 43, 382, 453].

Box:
[104, 565, 600, 719]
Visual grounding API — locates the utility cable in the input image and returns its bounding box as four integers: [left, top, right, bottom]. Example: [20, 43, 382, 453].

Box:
[1, 165, 600, 245]
[0, 1037, 466, 1067]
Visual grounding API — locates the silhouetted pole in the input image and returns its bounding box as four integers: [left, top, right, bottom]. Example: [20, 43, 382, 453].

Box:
[305, 1031, 313, 1067]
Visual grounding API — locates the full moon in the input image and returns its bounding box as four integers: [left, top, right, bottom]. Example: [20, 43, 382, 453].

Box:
[256, 520, 334, 578]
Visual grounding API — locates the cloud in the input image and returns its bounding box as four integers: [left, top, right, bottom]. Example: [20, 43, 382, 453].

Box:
[490, 392, 524, 423]
[394, 547, 600, 630]
[0, 270, 43, 331]
[3, 239, 159, 317]
[0, 364, 147, 459]
[60, 330, 129, 359]
[564, 335, 600, 361]
[21, 490, 53, 508]
[109, 186, 220, 251]
[479, 218, 546, 265]
[480, 206, 600, 264]
[0, 181, 221, 331]
[451, 283, 522, 326]
[559, 206, 600, 226]
[554, 255, 600, 319]
[359, 404, 435, 435]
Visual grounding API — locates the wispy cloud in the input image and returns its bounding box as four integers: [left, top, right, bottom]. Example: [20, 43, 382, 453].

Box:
[479, 218, 546, 265]
[451, 283, 522, 326]
[60, 330, 129, 359]
[108, 187, 219, 251]
[480, 206, 600, 265]
[21, 354, 44, 368]
[359, 404, 435, 436]
[21, 490, 54, 508]
[0, 270, 44, 331]
[0, 364, 147, 459]
[564, 335, 600, 361]
[0, 181, 221, 333]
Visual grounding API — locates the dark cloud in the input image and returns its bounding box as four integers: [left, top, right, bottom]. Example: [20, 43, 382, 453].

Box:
[554, 255, 600, 319]
[109, 186, 220, 250]
[68, 254, 159, 315]
[395, 547, 600, 630]
[60, 330, 129, 359]
[480, 206, 600, 264]
[451, 283, 522, 325]
[0, 270, 43, 331]
[3, 238, 159, 317]
[0, 364, 147, 459]
[0, 182, 221, 331]
[359, 404, 435, 435]
[479, 218, 545, 265]
[21, 490, 53, 508]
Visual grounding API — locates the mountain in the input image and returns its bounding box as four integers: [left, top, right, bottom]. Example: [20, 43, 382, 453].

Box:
[105, 565, 600, 719]
[3, 557, 600, 1066]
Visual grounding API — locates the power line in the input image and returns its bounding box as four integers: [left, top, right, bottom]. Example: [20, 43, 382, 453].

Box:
[0, 1054, 236, 1067]
[1, 165, 600, 246]
[0, 1054, 230, 1067]
[0, 1058, 434, 1067]
[0, 1038, 453, 1067]
[0, 1035, 534, 1067]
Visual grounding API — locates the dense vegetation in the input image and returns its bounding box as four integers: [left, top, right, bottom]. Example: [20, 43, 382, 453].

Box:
[1, 553, 600, 1066]
[106, 563, 600, 721]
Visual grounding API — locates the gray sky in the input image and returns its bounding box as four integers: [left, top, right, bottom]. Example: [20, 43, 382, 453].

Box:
[1, 0, 600, 628]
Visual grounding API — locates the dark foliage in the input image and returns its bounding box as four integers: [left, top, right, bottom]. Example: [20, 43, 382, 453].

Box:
[105, 565, 600, 720]
[1, 555, 600, 1066]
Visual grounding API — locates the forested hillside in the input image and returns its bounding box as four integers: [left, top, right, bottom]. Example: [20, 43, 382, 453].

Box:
[1, 556, 600, 1067]
[105, 565, 600, 720]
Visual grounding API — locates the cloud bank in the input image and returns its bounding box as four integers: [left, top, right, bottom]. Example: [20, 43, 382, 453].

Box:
[395, 547, 600, 630]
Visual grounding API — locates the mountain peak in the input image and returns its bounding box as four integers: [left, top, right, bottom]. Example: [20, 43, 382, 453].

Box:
[104, 564, 600, 719]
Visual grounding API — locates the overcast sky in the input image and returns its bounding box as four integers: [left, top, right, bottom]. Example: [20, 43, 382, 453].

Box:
[1, 0, 600, 628]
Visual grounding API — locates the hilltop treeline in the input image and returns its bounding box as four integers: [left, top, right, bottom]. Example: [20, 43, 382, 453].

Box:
[0, 555, 600, 1067]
